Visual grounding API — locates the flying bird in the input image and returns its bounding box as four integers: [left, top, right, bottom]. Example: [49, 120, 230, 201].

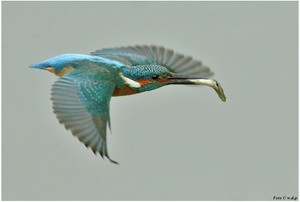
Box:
[31, 45, 226, 164]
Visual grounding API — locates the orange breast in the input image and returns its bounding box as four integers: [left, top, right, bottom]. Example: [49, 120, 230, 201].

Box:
[113, 86, 139, 96]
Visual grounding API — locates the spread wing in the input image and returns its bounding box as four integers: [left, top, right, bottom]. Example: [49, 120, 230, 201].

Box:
[91, 45, 213, 77]
[51, 65, 118, 164]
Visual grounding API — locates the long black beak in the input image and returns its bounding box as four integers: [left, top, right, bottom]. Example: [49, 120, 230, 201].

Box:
[166, 74, 226, 102]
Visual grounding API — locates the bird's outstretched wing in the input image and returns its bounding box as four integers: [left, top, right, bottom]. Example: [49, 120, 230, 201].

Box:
[51, 66, 118, 164]
[91, 45, 213, 77]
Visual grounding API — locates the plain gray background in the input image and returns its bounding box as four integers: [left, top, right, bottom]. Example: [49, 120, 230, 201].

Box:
[2, 1, 298, 200]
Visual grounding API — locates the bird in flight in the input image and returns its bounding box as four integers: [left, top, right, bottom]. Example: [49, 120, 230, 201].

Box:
[31, 45, 226, 164]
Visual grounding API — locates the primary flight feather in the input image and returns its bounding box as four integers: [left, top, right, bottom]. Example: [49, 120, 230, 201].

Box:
[31, 45, 226, 164]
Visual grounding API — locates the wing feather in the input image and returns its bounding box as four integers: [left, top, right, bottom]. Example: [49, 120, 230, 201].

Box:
[91, 45, 213, 77]
[51, 68, 118, 164]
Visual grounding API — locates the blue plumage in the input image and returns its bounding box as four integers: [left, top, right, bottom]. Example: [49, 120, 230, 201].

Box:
[31, 45, 226, 164]
[30, 54, 123, 74]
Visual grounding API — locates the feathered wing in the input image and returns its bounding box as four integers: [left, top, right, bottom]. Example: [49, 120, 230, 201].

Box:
[51, 67, 118, 164]
[91, 45, 214, 77]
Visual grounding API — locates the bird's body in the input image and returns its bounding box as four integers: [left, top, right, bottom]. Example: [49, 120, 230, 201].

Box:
[31, 45, 226, 164]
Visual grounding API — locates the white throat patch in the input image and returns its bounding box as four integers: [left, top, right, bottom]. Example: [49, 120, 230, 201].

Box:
[119, 72, 141, 88]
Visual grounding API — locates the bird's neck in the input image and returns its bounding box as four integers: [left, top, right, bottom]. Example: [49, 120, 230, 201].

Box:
[113, 67, 165, 96]
[113, 70, 139, 96]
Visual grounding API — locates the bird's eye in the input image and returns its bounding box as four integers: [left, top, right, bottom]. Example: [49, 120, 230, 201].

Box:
[152, 75, 159, 80]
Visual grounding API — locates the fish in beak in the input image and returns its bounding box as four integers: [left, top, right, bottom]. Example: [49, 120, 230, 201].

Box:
[165, 74, 226, 102]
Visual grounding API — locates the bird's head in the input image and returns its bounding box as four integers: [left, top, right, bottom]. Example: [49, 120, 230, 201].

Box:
[121, 65, 226, 102]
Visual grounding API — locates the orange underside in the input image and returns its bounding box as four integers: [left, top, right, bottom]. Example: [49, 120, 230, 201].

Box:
[113, 86, 139, 96]
[113, 79, 155, 96]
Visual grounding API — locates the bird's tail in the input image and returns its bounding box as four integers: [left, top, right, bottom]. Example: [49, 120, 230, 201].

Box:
[30, 61, 49, 69]
[30, 61, 58, 75]
[30, 60, 74, 77]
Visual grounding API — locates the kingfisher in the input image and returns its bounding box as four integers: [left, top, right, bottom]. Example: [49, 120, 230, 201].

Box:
[31, 45, 226, 164]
